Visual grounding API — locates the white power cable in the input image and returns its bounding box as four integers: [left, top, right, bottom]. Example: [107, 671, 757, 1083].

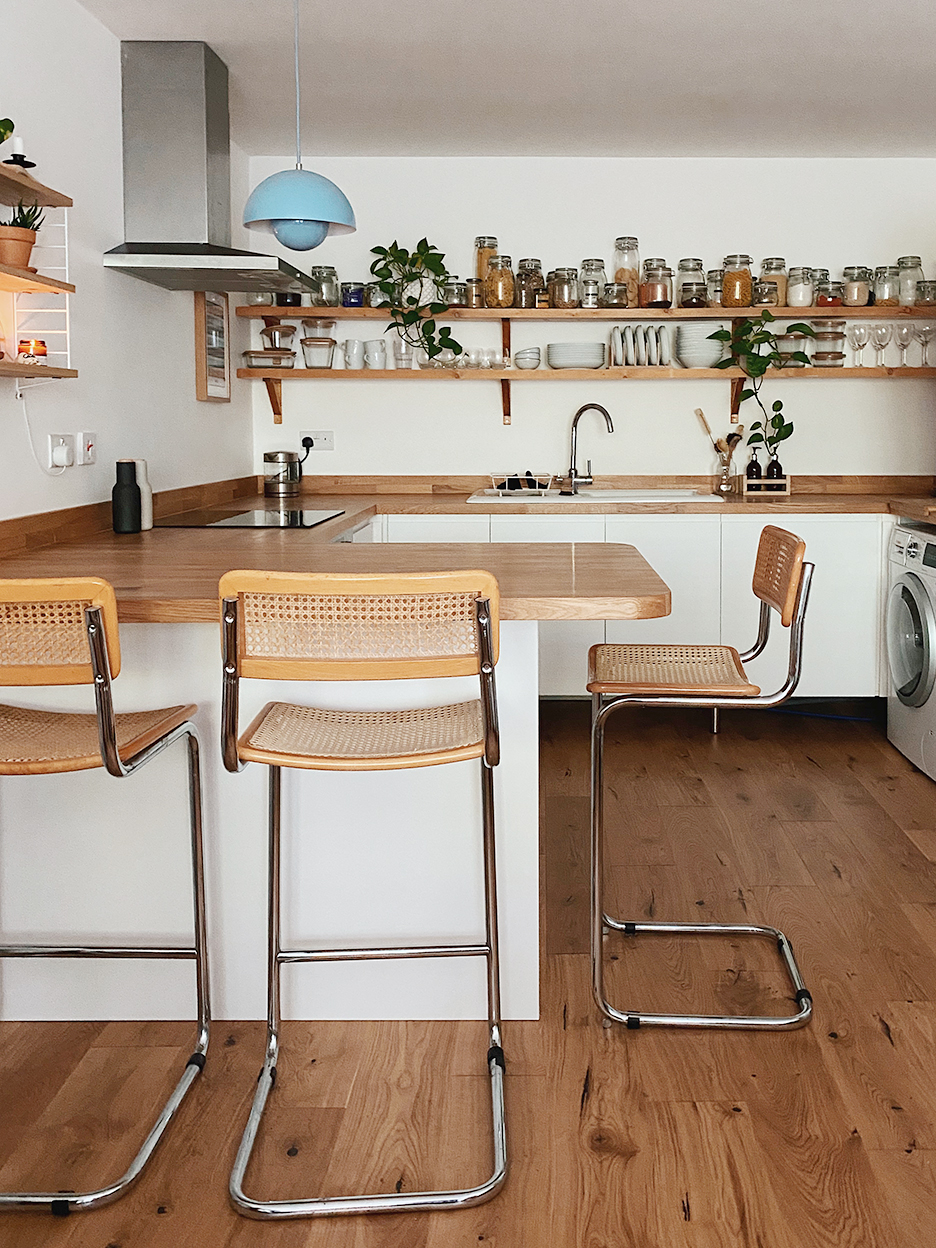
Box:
[14, 380, 66, 477]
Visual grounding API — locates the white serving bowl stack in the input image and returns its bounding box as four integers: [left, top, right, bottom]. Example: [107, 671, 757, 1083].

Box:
[514, 347, 541, 370]
[674, 324, 726, 370]
[546, 341, 606, 370]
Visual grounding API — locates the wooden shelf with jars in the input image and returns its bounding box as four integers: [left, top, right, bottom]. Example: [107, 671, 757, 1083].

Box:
[236, 305, 936, 322]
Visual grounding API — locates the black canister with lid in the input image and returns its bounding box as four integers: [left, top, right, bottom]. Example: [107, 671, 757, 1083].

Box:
[112, 461, 142, 533]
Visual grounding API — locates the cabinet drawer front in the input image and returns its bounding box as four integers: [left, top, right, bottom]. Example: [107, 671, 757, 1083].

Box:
[489, 515, 606, 544]
[385, 515, 491, 543]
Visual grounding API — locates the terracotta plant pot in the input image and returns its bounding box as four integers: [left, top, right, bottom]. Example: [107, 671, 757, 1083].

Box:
[0, 226, 36, 270]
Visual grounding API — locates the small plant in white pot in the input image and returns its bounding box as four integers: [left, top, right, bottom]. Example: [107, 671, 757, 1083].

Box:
[0, 201, 44, 270]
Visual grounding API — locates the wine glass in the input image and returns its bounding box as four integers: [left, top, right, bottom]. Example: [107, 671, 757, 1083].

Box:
[895, 324, 914, 367]
[871, 323, 893, 367]
[914, 322, 936, 366]
[846, 323, 870, 367]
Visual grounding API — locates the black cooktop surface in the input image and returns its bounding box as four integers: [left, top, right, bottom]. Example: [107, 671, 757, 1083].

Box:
[156, 508, 345, 529]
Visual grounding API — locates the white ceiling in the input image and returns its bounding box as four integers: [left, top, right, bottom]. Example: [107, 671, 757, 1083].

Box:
[79, 0, 936, 157]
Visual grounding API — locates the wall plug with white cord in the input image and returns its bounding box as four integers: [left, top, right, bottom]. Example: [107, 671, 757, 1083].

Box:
[15, 379, 68, 476]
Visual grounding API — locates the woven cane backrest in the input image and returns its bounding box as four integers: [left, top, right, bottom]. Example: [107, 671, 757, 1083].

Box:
[219, 569, 500, 681]
[0, 577, 121, 685]
[751, 526, 807, 627]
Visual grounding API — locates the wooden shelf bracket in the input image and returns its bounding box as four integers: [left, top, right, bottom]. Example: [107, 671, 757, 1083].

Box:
[263, 378, 283, 423]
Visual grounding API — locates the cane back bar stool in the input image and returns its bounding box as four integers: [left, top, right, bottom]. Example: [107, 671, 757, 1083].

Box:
[0, 578, 209, 1215]
[588, 525, 815, 1031]
[220, 569, 507, 1220]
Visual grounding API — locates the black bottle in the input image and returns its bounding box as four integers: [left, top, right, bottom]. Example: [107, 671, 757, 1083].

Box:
[745, 448, 763, 493]
[765, 453, 785, 492]
[112, 460, 142, 533]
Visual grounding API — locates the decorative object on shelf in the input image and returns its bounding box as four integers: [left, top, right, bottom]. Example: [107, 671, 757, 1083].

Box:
[112, 461, 142, 533]
[2, 134, 36, 170]
[369, 238, 462, 360]
[694, 408, 744, 495]
[133, 459, 154, 530]
[194, 291, 231, 401]
[17, 338, 47, 366]
[0, 199, 43, 269]
[745, 446, 763, 491]
[730, 471, 792, 498]
[242, 0, 355, 250]
[710, 309, 815, 427]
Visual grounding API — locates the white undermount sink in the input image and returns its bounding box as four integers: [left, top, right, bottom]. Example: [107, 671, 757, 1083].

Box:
[467, 488, 723, 503]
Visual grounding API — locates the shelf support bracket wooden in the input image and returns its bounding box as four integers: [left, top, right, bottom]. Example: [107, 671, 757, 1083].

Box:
[729, 376, 744, 424]
[501, 318, 512, 424]
[264, 378, 283, 423]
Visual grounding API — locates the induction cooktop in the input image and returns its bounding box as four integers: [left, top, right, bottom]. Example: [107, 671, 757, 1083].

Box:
[156, 508, 345, 529]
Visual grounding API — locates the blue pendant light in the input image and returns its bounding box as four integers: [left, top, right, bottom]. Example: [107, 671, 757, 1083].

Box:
[243, 0, 355, 250]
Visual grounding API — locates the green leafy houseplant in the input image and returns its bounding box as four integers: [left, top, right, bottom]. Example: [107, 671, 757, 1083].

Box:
[0, 120, 13, 146]
[708, 309, 815, 454]
[369, 238, 462, 360]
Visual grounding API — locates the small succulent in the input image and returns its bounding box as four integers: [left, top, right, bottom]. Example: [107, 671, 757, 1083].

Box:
[3, 200, 45, 231]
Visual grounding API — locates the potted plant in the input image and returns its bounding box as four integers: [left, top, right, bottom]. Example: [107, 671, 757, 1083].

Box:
[369, 238, 462, 363]
[0, 200, 45, 270]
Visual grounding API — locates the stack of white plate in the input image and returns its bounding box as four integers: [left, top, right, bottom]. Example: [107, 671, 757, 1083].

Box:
[674, 324, 725, 369]
[546, 342, 606, 370]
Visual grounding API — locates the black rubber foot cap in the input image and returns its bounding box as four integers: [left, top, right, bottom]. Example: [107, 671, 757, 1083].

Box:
[50, 1200, 71, 1218]
[795, 989, 813, 1007]
[626, 1016, 641, 1030]
[623, 922, 637, 936]
[186, 1052, 207, 1070]
[487, 1045, 506, 1070]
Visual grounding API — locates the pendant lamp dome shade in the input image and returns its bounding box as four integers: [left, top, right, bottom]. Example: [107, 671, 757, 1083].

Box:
[243, 168, 356, 252]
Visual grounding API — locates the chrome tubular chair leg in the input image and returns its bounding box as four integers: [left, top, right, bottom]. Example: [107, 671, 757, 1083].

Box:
[590, 698, 812, 1032]
[0, 723, 211, 1216]
[229, 759, 508, 1220]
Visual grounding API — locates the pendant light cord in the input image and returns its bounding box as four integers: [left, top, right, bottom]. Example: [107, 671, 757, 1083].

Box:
[294, 0, 302, 170]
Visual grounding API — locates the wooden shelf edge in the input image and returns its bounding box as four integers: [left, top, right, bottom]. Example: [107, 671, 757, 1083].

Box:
[236, 304, 936, 322]
[0, 165, 72, 209]
[0, 263, 75, 295]
[237, 366, 936, 382]
[0, 361, 78, 379]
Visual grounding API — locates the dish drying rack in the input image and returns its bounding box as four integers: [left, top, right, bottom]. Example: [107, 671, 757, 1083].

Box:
[488, 472, 555, 496]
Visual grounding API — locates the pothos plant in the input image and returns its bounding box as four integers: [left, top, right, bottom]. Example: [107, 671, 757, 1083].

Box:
[369, 238, 462, 360]
[708, 309, 815, 456]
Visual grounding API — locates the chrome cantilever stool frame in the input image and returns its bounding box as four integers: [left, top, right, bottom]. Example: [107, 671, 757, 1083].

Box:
[220, 569, 507, 1220]
[589, 526, 815, 1031]
[0, 577, 209, 1216]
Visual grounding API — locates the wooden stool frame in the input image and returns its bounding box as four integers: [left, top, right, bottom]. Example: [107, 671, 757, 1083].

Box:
[0, 582, 209, 1216]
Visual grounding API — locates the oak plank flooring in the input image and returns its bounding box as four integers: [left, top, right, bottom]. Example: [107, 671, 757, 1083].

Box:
[2, 704, 936, 1243]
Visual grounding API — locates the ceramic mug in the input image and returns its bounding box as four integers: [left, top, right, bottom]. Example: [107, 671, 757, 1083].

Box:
[342, 339, 364, 369]
[364, 337, 387, 370]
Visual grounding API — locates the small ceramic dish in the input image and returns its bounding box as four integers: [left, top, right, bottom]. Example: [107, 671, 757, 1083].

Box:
[646, 325, 659, 366]
[514, 358, 540, 369]
[611, 325, 623, 367]
[635, 324, 648, 366]
[658, 324, 672, 366]
[623, 325, 635, 366]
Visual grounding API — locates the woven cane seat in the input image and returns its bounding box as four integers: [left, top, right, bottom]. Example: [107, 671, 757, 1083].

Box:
[238, 699, 485, 771]
[0, 702, 196, 775]
[587, 644, 760, 697]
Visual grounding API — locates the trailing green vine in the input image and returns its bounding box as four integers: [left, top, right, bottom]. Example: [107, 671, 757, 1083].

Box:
[369, 238, 462, 359]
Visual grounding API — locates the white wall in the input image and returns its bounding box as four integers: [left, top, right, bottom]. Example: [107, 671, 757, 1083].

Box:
[246, 155, 936, 479]
[0, 0, 254, 523]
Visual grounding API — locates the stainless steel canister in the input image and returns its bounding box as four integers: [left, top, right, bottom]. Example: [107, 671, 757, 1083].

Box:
[263, 450, 301, 497]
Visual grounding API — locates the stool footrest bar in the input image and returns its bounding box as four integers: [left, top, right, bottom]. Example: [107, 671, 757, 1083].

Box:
[277, 943, 489, 964]
[0, 944, 196, 960]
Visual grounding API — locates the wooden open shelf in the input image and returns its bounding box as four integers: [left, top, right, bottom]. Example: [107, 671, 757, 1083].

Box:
[0, 263, 75, 296]
[0, 165, 72, 209]
[236, 304, 936, 322]
[238, 365, 936, 382]
[0, 360, 78, 380]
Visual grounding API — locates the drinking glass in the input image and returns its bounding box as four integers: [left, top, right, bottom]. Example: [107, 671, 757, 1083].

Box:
[895, 324, 914, 367]
[914, 322, 936, 366]
[846, 323, 870, 366]
[871, 323, 893, 367]
[392, 339, 414, 369]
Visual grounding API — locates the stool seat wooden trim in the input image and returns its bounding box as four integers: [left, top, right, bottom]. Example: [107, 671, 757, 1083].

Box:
[586, 643, 760, 697]
[0, 576, 121, 684]
[0, 702, 196, 775]
[752, 525, 806, 628]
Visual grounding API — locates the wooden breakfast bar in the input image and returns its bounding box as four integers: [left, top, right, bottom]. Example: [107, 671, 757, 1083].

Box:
[0, 530, 669, 1023]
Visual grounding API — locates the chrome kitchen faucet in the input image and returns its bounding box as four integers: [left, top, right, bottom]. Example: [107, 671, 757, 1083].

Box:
[559, 404, 615, 495]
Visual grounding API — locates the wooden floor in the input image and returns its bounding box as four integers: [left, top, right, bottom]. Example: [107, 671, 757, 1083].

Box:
[3, 701, 936, 1245]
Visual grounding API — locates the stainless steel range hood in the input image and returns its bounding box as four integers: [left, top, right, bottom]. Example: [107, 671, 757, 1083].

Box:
[104, 41, 311, 294]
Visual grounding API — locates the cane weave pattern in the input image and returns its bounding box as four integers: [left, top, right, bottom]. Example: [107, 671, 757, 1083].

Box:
[245, 699, 484, 760]
[0, 703, 190, 769]
[752, 526, 805, 626]
[240, 592, 479, 663]
[0, 599, 90, 668]
[589, 644, 759, 696]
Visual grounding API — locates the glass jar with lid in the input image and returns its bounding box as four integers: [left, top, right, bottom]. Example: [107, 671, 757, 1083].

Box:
[674, 258, 705, 304]
[722, 255, 753, 307]
[874, 265, 900, 307]
[679, 281, 707, 309]
[442, 276, 468, 307]
[641, 266, 673, 309]
[815, 279, 843, 306]
[898, 256, 925, 305]
[843, 266, 872, 307]
[465, 278, 484, 308]
[340, 281, 365, 307]
[514, 258, 545, 309]
[811, 268, 830, 285]
[551, 268, 580, 309]
[580, 259, 608, 302]
[915, 280, 936, 307]
[580, 279, 600, 309]
[483, 255, 515, 308]
[602, 282, 630, 307]
[612, 237, 640, 307]
[639, 259, 667, 307]
[752, 280, 779, 306]
[787, 267, 814, 307]
[706, 269, 724, 307]
[474, 236, 498, 281]
[759, 258, 788, 306]
[245, 290, 275, 306]
[309, 265, 339, 306]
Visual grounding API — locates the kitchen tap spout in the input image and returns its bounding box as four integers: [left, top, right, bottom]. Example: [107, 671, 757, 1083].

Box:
[561, 404, 615, 494]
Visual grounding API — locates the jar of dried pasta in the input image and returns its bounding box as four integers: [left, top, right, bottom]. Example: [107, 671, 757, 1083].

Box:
[484, 255, 515, 308]
[722, 255, 753, 307]
[475, 236, 498, 280]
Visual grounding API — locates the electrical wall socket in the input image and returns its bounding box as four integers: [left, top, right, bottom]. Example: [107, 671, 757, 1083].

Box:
[299, 430, 334, 452]
[76, 431, 96, 465]
[47, 434, 75, 469]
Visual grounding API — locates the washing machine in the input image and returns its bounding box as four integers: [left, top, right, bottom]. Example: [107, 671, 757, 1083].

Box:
[886, 523, 936, 779]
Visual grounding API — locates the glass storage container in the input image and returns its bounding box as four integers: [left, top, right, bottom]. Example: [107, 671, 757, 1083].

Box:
[874, 265, 900, 306]
[340, 281, 365, 307]
[602, 282, 630, 307]
[551, 268, 579, 309]
[787, 267, 815, 307]
[706, 269, 724, 307]
[442, 277, 468, 307]
[613, 236, 640, 307]
[679, 281, 708, 309]
[580, 259, 608, 302]
[898, 255, 925, 305]
[815, 279, 844, 306]
[674, 258, 705, 303]
[309, 266, 339, 306]
[722, 255, 753, 307]
[915, 280, 936, 307]
[641, 266, 673, 308]
[245, 291, 275, 306]
[580, 279, 600, 308]
[759, 258, 788, 305]
[843, 266, 872, 307]
[465, 278, 484, 308]
[483, 255, 515, 308]
[514, 258, 545, 309]
[810, 319, 846, 359]
[474, 236, 498, 280]
[752, 280, 779, 306]
[811, 268, 830, 284]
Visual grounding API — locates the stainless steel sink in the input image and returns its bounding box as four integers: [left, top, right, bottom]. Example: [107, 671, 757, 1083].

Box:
[467, 488, 723, 503]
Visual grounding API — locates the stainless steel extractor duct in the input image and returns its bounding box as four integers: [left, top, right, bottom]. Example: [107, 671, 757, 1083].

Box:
[103, 41, 311, 293]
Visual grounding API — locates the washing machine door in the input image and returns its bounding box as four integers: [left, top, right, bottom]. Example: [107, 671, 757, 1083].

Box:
[887, 572, 936, 707]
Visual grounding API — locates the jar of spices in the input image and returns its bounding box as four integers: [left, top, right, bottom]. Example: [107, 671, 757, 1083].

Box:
[442, 277, 468, 307]
[580, 279, 600, 309]
[722, 255, 753, 307]
[915, 280, 936, 307]
[843, 266, 872, 307]
[602, 282, 630, 307]
[364, 282, 386, 307]
[674, 258, 705, 304]
[551, 268, 579, 309]
[759, 258, 788, 306]
[580, 259, 608, 302]
[638, 259, 667, 306]
[787, 267, 815, 307]
[465, 278, 485, 308]
[815, 279, 844, 306]
[474, 236, 498, 280]
[679, 281, 708, 309]
[641, 265, 673, 309]
[874, 265, 900, 306]
[514, 258, 545, 309]
[898, 255, 925, 305]
[706, 269, 724, 307]
[340, 281, 365, 307]
[752, 280, 779, 306]
[484, 255, 515, 308]
[534, 287, 551, 309]
[613, 236, 640, 308]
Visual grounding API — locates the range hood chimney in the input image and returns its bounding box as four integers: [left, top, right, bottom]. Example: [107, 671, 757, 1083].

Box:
[104, 41, 311, 293]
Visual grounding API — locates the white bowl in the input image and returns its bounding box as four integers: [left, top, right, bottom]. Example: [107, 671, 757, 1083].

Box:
[514, 358, 540, 369]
